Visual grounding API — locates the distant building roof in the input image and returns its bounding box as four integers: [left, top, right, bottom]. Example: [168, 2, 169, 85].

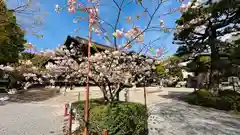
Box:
[65, 36, 113, 51]
[75, 36, 113, 50]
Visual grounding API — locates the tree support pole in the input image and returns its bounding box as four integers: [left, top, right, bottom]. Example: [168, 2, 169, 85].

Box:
[144, 79, 147, 108]
[84, 13, 92, 135]
[68, 108, 73, 135]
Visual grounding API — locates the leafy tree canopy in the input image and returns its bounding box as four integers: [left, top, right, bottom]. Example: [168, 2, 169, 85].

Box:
[0, 1, 26, 64]
[174, 0, 240, 57]
[156, 56, 183, 79]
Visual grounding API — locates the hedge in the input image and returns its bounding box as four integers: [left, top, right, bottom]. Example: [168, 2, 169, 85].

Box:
[183, 89, 240, 112]
[73, 99, 148, 135]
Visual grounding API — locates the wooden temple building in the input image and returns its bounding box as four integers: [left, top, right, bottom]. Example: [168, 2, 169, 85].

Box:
[43, 35, 113, 66]
[64, 35, 113, 56]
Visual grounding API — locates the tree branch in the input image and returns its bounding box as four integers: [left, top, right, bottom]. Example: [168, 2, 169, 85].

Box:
[123, 0, 134, 8]
[10, 4, 28, 13]
[120, 1, 163, 50]
[113, 0, 125, 49]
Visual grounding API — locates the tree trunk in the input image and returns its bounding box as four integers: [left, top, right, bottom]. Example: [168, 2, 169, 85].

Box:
[115, 90, 120, 101]
[208, 25, 218, 90]
[232, 77, 236, 92]
[100, 86, 109, 102]
[108, 87, 114, 102]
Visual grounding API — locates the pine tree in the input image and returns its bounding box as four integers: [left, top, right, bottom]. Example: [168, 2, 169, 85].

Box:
[174, 0, 240, 88]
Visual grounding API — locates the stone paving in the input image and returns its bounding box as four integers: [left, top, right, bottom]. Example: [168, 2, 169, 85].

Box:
[145, 88, 240, 135]
[0, 88, 64, 135]
[1, 87, 240, 135]
[148, 100, 240, 135]
[59, 87, 240, 135]
[0, 102, 63, 135]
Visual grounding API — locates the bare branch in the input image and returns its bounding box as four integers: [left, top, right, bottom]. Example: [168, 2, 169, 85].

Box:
[123, 0, 134, 8]
[98, 17, 115, 30]
[120, 1, 163, 50]
[113, 0, 125, 49]
[139, 3, 151, 17]
[112, 0, 120, 9]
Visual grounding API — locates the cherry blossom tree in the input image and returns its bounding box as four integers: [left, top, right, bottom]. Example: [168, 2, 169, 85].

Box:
[44, 0, 187, 102]
[46, 44, 158, 101]
[1, 0, 185, 98]
[0, 60, 42, 93]
[54, 0, 184, 54]
[0, 50, 57, 93]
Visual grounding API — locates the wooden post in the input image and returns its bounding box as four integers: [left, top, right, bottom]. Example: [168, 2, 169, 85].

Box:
[103, 130, 108, 135]
[64, 82, 67, 96]
[63, 117, 69, 135]
[84, 8, 92, 135]
[143, 79, 147, 108]
[143, 78, 147, 132]
[78, 92, 80, 101]
[64, 103, 69, 116]
[69, 108, 73, 135]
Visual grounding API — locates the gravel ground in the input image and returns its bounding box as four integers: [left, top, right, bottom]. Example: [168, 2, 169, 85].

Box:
[1, 87, 240, 135]
[0, 89, 65, 135]
[0, 102, 63, 135]
[148, 100, 240, 135]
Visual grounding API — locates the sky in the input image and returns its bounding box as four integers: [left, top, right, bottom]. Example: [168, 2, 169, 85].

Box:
[6, 0, 187, 57]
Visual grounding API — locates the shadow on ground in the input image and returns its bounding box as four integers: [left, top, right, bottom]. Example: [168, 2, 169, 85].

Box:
[0, 88, 60, 105]
[158, 91, 192, 100]
[148, 98, 240, 135]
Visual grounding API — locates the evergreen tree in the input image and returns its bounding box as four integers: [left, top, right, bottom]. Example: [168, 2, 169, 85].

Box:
[174, 0, 240, 88]
[0, 1, 26, 64]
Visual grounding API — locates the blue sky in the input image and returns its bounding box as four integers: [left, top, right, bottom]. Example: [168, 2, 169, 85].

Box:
[6, 0, 186, 56]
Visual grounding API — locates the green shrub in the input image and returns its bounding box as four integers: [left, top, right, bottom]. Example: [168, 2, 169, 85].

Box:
[195, 89, 212, 97]
[183, 92, 199, 104]
[195, 89, 216, 107]
[215, 96, 233, 110]
[218, 90, 240, 97]
[75, 100, 148, 135]
[218, 90, 240, 111]
[184, 89, 240, 112]
[184, 89, 213, 105]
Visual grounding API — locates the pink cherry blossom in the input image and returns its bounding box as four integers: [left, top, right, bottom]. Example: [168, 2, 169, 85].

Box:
[125, 44, 132, 49]
[116, 29, 124, 37]
[156, 48, 162, 54]
[125, 26, 144, 42]
[85, 7, 99, 24]
[68, 0, 77, 13]
[43, 43, 158, 101]
[113, 29, 124, 38]
[125, 16, 132, 24]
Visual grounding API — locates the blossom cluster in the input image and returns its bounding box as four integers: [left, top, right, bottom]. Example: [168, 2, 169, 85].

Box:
[44, 42, 158, 101]
[124, 26, 144, 43]
[88, 7, 99, 24]
[1, 39, 160, 101]
[68, 0, 77, 12]
[179, 0, 203, 13]
[0, 64, 43, 91]
[0, 65, 14, 71]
